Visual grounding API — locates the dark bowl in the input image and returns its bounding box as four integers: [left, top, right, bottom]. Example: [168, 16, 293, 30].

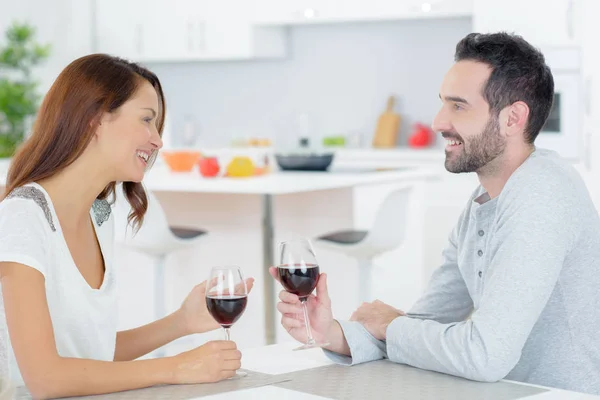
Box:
[275, 153, 334, 171]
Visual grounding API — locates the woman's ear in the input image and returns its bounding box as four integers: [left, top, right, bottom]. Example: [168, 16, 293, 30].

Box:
[91, 112, 109, 140]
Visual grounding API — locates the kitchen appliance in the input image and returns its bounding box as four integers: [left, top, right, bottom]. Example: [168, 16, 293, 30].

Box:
[535, 48, 582, 160]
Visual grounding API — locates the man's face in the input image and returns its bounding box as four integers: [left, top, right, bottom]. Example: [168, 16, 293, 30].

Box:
[432, 60, 506, 173]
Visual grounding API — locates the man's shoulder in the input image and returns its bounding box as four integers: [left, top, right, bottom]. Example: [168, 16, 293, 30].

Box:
[501, 148, 586, 204]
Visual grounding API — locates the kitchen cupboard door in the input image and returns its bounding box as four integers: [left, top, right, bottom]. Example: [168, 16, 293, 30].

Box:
[353, 0, 472, 22]
[95, 0, 283, 62]
[94, 0, 147, 60]
[142, 0, 214, 62]
[251, 0, 472, 25]
[472, 0, 581, 48]
[250, 0, 352, 24]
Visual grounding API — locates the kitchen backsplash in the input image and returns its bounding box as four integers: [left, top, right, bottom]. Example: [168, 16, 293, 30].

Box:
[148, 17, 471, 150]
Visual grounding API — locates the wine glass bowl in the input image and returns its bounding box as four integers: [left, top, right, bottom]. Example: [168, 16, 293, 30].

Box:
[277, 239, 330, 351]
[205, 265, 248, 378]
[277, 262, 320, 299]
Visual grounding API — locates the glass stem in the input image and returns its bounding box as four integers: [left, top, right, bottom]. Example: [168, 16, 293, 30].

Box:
[224, 327, 231, 341]
[301, 298, 315, 345]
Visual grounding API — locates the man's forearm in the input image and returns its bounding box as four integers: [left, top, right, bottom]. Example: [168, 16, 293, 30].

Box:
[323, 320, 351, 356]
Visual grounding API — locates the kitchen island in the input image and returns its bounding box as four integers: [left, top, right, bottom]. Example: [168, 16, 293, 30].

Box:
[0, 161, 442, 351]
[139, 164, 440, 347]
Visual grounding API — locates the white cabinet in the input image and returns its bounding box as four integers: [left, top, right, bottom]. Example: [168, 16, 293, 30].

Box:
[252, 0, 472, 25]
[142, 0, 209, 61]
[94, 0, 145, 60]
[94, 0, 199, 61]
[94, 0, 285, 62]
[472, 0, 580, 48]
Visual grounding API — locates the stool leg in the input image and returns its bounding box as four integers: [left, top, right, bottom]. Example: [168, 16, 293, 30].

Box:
[153, 254, 167, 358]
[357, 259, 372, 303]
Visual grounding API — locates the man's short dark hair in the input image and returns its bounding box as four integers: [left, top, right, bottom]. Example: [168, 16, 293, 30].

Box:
[455, 32, 554, 144]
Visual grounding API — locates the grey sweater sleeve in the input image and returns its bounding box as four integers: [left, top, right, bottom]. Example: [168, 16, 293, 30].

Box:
[323, 217, 474, 365]
[385, 175, 583, 382]
[406, 223, 474, 323]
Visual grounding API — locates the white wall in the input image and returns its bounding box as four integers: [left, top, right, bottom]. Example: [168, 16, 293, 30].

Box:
[147, 17, 472, 148]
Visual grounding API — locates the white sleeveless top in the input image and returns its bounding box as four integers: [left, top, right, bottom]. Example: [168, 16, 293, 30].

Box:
[0, 182, 117, 386]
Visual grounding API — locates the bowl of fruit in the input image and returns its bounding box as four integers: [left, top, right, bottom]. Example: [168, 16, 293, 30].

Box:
[161, 150, 201, 172]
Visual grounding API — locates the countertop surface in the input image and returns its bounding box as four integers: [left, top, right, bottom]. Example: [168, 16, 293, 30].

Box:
[139, 165, 441, 195]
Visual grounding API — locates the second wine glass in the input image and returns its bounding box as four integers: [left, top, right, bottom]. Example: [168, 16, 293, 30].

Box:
[277, 238, 330, 351]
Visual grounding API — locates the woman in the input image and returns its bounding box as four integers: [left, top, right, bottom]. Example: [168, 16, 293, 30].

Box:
[0, 54, 252, 399]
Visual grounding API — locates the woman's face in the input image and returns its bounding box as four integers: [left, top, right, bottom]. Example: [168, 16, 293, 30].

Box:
[97, 81, 163, 182]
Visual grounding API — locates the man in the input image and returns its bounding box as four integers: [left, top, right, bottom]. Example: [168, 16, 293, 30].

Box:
[270, 32, 600, 395]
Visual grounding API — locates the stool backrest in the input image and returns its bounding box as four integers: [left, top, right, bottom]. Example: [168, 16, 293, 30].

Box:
[368, 184, 414, 253]
[113, 184, 172, 251]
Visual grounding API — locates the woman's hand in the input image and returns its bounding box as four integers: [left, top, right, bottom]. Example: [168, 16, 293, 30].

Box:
[169, 341, 242, 384]
[177, 278, 255, 335]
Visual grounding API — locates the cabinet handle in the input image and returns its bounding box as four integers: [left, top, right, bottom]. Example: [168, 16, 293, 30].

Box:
[197, 21, 206, 53]
[566, 0, 574, 40]
[136, 23, 143, 55]
[187, 21, 194, 52]
[584, 76, 592, 117]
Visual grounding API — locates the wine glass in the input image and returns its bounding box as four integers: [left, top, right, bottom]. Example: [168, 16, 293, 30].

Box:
[277, 238, 330, 351]
[205, 265, 248, 378]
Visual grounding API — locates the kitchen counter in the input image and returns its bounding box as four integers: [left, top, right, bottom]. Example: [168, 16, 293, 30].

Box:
[141, 165, 440, 195]
[0, 161, 442, 350]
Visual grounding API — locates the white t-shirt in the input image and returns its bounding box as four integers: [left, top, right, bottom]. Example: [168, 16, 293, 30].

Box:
[0, 182, 117, 386]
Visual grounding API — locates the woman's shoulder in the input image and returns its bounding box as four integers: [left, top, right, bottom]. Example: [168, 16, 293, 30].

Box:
[0, 185, 56, 234]
[0, 185, 54, 276]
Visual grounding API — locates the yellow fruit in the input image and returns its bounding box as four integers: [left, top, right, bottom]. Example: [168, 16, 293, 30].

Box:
[226, 156, 255, 177]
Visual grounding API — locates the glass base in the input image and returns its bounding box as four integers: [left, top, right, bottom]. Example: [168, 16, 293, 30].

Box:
[293, 341, 330, 351]
[228, 370, 248, 379]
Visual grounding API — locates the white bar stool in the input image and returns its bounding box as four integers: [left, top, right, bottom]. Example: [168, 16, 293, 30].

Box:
[313, 185, 413, 303]
[113, 186, 207, 357]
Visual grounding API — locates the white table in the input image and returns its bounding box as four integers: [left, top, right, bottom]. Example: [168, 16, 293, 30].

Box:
[240, 343, 600, 400]
[15, 343, 599, 399]
[142, 166, 440, 345]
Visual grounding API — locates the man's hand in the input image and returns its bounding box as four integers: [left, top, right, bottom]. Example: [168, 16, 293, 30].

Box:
[350, 300, 406, 341]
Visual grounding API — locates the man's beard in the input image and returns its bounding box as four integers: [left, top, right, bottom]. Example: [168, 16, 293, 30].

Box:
[444, 116, 506, 174]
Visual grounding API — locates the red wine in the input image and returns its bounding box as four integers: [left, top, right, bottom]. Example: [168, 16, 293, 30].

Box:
[277, 263, 320, 299]
[206, 296, 248, 328]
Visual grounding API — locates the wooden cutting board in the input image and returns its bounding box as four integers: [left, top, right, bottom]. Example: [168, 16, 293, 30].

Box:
[372, 95, 401, 148]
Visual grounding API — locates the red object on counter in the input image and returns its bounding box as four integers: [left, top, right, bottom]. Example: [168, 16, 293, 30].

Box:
[199, 156, 220, 177]
[408, 123, 434, 147]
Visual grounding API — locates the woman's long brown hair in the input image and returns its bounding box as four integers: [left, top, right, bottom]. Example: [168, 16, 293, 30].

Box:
[2, 54, 165, 230]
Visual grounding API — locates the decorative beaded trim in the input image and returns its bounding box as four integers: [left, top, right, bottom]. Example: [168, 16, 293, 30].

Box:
[92, 199, 111, 226]
[6, 186, 112, 229]
[6, 186, 56, 232]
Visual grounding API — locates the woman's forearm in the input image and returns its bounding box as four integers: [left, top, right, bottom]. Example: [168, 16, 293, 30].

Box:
[114, 310, 189, 361]
[28, 356, 173, 399]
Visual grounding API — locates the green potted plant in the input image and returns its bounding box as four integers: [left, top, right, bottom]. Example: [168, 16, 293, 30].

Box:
[0, 21, 50, 159]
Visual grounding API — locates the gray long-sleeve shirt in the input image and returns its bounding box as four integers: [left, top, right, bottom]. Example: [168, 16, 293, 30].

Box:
[325, 148, 600, 395]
